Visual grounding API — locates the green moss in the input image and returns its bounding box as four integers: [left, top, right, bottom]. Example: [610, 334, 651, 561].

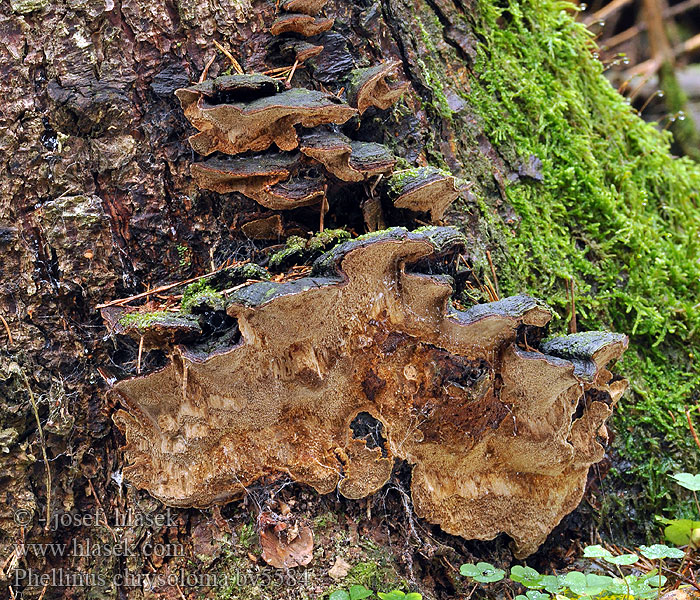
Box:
[416, 16, 454, 121]
[269, 230, 351, 269]
[117, 311, 173, 330]
[180, 280, 224, 313]
[342, 540, 407, 591]
[230, 263, 271, 282]
[459, 0, 700, 533]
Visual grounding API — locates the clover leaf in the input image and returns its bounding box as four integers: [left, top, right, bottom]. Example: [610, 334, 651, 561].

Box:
[330, 592, 351, 600]
[604, 553, 639, 565]
[582, 545, 613, 559]
[639, 544, 685, 560]
[583, 545, 637, 565]
[459, 562, 505, 583]
[515, 591, 550, 600]
[349, 585, 374, 600]
[510, 565, 545, 589]
[561, 571, 612, 597]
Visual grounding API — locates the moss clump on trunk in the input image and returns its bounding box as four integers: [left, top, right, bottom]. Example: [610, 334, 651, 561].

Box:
[460, 0, 700, 534]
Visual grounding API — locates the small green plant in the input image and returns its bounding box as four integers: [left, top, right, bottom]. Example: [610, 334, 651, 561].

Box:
[459, 562, 506, 583]
[377, 592, 422, 600]
[460, 556, 667, 600]
[177, 244, 192, 268]
[657, 472, 700, 546]
[329, 586, 421, 600]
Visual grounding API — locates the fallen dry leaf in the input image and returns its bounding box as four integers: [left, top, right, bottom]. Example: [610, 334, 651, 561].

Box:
[258, 511, 313, 569]
[328, 556, 352, 581]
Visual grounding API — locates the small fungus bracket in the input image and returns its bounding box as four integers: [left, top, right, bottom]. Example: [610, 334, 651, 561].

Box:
[388, 166, 466, 222]
[190, 152, 326, 210]
[176, 80, 357, 156]
[270, 13, 335, 37]
[347, 61, 410, 114]
[280, 0, 329, 15]
[102, 306, 201, 349]
[300, 130, 396, 182]
[110, 226, 627, 557]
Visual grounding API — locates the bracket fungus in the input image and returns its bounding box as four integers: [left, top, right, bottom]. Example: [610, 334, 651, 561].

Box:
[388, 166, 465, 221]
[280, 0, 328, 15]
[102, 306, 201, 349]
[191, 153, 326, 209]
[270, 13, 335, 37]
[280, 39, 325, 63]
[176, 84, 357, 156]
[347, 61, 410, 114]
[110, 226, 627, 557]
[300, 130, 397, 182]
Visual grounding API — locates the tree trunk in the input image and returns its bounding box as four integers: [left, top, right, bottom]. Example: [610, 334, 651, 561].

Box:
[2, 0, 699, 598]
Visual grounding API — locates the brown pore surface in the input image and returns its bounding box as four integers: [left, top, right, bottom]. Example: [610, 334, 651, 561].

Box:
[113, 227, 627, 557]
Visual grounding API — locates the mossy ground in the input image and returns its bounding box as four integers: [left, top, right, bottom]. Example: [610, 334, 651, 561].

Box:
[451, 0, 700, 536]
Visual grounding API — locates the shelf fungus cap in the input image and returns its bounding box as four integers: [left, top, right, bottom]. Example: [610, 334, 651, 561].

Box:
[175, 74, 284, 107]
[280, 0, 329, 15]
[280, 39, 324, 63]
[347, 61, 410, 114]
[270, 13, 334, 37]
[300, 130, 396, 182]
[176, 86, 358, 156]
[101, 306, 201, 350]
[191, 153, 326, 209]
[110, 226, 628, 558]
[388, 166, 465, 221]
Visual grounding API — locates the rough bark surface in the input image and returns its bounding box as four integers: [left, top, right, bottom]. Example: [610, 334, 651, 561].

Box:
[0, 0, 621, 597]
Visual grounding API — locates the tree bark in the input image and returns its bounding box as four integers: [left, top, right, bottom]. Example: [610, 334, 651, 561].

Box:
[0, 0, 696, 598]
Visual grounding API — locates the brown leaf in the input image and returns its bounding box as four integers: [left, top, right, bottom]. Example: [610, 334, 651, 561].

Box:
[258, 511, 314, 569]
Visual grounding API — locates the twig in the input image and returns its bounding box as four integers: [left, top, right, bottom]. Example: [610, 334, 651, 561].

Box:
[175, 582, 188, 600]
[661, 565, 700, 592]
[263, 65, 292, 75]
[686, 408, 700, 452]
[0, 313, 12, 345]
[37, 585, 47, 600]
[486, 250, 500, 299]
[21, 371, 51, 534]
[319, 194, 327, 233]
[86, 479, 118, 542]
[137, 336, 144, 375]
[199, 53, 216, 83]
[96, 263, 240, 309]
[625, 33, 700, 80]
[585, 0, 634, 24]
[286, 59, 299, 85]
[603, 0, 700, 51]
[213, 40, 243, 74]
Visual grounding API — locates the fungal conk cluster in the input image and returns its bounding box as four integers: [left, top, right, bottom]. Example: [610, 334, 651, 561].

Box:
[104, 2, 629, 561]
[107, 228, 628, 558]
[175, 0, 463, 233]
